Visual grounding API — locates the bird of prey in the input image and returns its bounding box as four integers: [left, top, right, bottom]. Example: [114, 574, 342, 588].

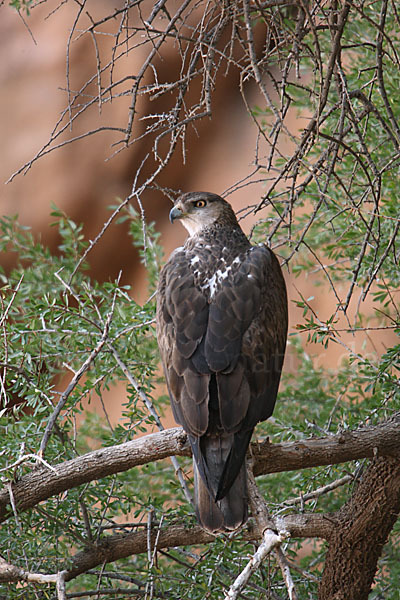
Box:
[156, 192, 287, 533]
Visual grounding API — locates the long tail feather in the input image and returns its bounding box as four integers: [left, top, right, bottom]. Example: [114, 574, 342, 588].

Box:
[215, 428, 253, 501]
[193, 442, 248, 532]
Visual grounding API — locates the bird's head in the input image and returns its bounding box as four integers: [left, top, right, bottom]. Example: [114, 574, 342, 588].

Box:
[169, 192, 237, 236]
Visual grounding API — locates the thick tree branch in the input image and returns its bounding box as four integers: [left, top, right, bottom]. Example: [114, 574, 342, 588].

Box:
[0, 556, 67, 588]
[66, 512, 333, 582]
[319, 456, 400, 600]
[65, 468, 333, 585]
[1, 415, 399, 523]
[0, 511, 334, 587]
[252, 413, 400, 476]
[0, 427, 189, 523]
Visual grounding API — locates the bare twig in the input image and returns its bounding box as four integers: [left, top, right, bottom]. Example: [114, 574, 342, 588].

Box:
[108, 341, 193, 507]
[246, 468, 299, 599]
[274, 547, 299, 600]
[39, 279, 117, 456]
[224, 528, 287, 600]
[0, 453, 57, 475]
[283, 474, 353, 507]
[0, 274, 24, 329]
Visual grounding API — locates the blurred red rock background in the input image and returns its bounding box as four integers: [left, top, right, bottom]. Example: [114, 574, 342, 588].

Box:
[0, 1, 395, 425]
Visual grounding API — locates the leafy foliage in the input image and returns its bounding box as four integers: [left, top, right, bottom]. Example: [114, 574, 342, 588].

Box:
[1, 0, 400, 599]
[0, 207, 178, 597]
[8, 0, 33, 14]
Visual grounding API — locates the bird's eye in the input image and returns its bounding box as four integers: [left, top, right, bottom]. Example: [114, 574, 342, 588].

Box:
[194, 199, 206, 208]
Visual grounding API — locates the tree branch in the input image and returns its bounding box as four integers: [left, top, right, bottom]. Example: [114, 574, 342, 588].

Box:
[0, 427, 190, 523]
[252, 413, 400, 476]
[0, 513, 333, 587]
[1, 415, 399, 524]
[319, 456, 400, 599]
[67, 512, 333, 583]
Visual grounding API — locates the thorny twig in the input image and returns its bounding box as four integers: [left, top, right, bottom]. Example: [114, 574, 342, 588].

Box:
[224, 528, 286, 600]
[225, 467, 295, 599]
[108, 342, 194, 507]
[39, 271, 119, 456]
[6, 1, 397, 328]
[3, 1, 400, 594]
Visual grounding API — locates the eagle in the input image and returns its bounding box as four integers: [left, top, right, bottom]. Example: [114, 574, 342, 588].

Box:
[156, 192, 287, 532]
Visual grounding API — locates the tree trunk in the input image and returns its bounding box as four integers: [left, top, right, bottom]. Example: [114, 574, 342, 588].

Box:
[319, 456, 400, 600]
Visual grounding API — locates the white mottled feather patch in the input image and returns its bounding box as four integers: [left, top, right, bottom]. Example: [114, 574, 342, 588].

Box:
[203, 265, 233, 299]
[190, 253, 243, 299]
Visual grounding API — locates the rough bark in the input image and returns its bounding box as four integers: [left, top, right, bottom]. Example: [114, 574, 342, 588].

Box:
[0, 557, 59, 584]
[0, 415, 399, 523]
[65, 512, 333, 582]
[319, 456, 400, 600]
[252, 413, 400, 476]
[0, 427, 190, 523]
[1, 425, 399, 589]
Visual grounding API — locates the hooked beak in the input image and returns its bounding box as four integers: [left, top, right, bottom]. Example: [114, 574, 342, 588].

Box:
[169, 205, 184, 223]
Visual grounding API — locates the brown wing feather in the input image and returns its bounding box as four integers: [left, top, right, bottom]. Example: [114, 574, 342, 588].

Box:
[203, 246, 287, 434]
[157, 241, 287, 526]
[157, 248, 210, 436]
[208, 245, 287, 499]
